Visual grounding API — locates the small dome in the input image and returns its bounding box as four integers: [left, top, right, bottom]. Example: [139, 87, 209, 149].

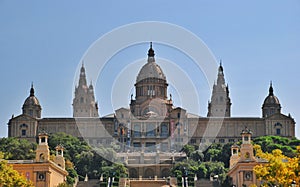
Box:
[136, 43, 166, 83]
[263, 83, 280, 106]
[263, 95, 280, 105]
[24, 96, 40, 106]
[23, 85, 41, 106]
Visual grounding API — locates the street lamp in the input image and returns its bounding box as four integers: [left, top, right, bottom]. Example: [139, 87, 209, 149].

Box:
[291, 180, 296, 187]
[108, 171, 115, 187]
[182, 167, 188, 187]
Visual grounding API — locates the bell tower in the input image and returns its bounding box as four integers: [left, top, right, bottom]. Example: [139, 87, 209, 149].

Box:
[73, 63, 99, 117]
[35, 132, 50, 162]
[207, 62, 231, 117]
[54, 144, 65, 169]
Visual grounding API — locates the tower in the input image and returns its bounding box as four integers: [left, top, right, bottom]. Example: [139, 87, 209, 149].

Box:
[229, 144, 240, 169]
[35, 132, 50, 162]
[73, 64, 99, 117]
[130, 42, 172, 117]
[22, 83, 42, 118]
[54, 144, 65, 169]
[207, 63, 231, 117]
[262, 82, 281, 118]
[239, 127, 255, 162]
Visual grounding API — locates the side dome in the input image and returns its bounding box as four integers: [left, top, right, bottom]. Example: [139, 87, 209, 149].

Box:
[263, 84, 280, 106]
[136, 43, 166, 83]
[22, 84, 42, 118]
[262, 83, 281, 118]
[23, 86, 40, 106]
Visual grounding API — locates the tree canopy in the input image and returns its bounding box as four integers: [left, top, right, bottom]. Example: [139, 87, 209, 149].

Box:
[0, 152, 34, 187]
[0, 137, 36, 160]
[253, 145, 300, 186]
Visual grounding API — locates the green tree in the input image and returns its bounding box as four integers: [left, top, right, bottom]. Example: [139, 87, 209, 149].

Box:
[48, 132, 90, 162]
[181, 144, 195, 157]
[0, 137, 36, 160]
[253, 136, 300, 158]
[0, 152, 34, 187]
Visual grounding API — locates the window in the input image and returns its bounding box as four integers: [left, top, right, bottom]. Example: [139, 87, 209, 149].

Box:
[161, 143, 168, 151]
[219, 139, 225, 143]
[37, 172, 46, 181]
[190, 138, 196, 144]
[21, 129, 26, 136]
[133, 125, 141, 137]
[146, 124, 155, 137]
[133, 143, 141, 152]
[161, 124, 168, 137]
[276, 128, 281, 135]
[145, 142, 156, 152]
[229, 139, 235, 143]
[147, 85, 155, 96]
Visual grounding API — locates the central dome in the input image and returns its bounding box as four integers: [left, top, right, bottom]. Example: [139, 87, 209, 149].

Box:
[136, 43, 166, 83]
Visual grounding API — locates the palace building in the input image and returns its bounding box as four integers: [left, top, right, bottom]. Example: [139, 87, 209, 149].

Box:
[7, 43, 295, 178]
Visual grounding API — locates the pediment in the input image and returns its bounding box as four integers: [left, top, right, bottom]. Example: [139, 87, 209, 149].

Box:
[265, 113, 292, 120]
[10, 114, 38, 121]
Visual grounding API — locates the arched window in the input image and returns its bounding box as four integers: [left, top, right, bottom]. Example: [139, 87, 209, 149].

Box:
[146, 124, 155, 137]
[134, 125, 141, 137]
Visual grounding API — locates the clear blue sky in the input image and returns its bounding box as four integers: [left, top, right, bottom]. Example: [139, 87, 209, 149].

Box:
[0, 1, 299, 138]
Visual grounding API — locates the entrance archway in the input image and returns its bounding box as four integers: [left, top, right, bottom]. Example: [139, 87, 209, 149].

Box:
[144, 168, 155, 178]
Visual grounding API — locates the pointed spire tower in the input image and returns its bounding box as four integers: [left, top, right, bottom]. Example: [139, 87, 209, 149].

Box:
[73, 63, 99, 117]
[207, 61, 231, 117]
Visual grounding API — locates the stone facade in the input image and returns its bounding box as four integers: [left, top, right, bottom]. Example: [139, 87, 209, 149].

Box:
[7, 43, 296, 178]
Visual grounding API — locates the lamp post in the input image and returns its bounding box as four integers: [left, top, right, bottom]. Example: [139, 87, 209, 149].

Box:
[108, 171, 115, 187]
[291, 180, 296, 187]
[182, 167, 188, 187]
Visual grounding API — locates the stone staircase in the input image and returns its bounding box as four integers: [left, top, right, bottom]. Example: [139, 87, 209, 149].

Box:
[76, 179, 101, 187]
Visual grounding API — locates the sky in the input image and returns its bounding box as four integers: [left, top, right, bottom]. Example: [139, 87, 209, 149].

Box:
[0, 1, 299, 138]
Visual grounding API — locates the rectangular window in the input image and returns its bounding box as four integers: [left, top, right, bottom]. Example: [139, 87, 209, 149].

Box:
[21, 129, 26, 136]
[276, 128, 281, 135]
[229, 139, 235, 143]
[190, 138, 196, 144]
[161, 143, 168, 151]
[219, 139, 225, 143]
